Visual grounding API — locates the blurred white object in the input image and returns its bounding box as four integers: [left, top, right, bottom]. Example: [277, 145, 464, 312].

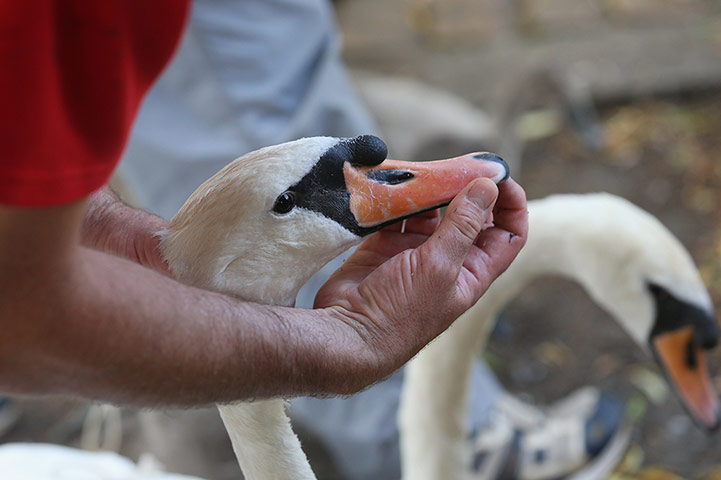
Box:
[0, 443, 202, 480]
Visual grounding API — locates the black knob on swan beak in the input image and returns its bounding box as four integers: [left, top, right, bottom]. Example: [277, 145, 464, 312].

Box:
[347, 135, 388, 167]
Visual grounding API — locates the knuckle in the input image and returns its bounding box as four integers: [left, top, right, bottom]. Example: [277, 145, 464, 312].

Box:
[449, 202, 485, 241]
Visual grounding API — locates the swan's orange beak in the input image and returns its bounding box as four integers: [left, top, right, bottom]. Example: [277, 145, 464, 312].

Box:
[653, 326, 720, 431]
[344, 153, 509, 229]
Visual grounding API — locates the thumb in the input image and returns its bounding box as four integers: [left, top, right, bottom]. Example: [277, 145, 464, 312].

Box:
[421, 177, 498, 267]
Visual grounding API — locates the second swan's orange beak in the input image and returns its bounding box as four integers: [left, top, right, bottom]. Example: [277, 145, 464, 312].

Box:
[344, 152, 509, 229]
[653, 327, 721, 431]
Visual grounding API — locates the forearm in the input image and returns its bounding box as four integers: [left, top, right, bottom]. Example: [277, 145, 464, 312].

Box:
[0, 243, 363, 406]
[0, 176, 527, 406]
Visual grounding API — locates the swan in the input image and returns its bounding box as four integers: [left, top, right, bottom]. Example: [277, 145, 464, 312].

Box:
[0, 134, 509, 479]
[399, 192, 721, 480]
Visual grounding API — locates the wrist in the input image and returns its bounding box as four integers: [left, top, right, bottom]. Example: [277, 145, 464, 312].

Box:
[253, 304, 374, 397]
[306, 305, 389, 395]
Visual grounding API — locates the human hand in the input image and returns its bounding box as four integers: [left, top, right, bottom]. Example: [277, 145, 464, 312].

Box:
[315, 177, 527, 391]
[81, 187, 170, 274]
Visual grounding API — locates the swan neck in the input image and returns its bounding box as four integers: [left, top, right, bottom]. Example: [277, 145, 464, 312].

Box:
[218, 400, 316, 480]
[400, 197, 600, 480]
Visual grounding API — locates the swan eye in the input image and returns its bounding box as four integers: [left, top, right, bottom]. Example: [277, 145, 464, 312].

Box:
[273, 191, 296, 214]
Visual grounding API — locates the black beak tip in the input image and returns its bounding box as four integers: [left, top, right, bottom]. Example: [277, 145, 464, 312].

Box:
[472, 152, 510, 184]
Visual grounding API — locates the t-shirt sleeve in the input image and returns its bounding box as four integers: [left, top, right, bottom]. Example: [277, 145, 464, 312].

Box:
[0, 1, 188, 207]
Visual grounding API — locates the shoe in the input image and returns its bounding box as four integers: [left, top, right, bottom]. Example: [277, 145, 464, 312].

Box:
[469, 387, 625, 480]
[0, 397, 21, 438]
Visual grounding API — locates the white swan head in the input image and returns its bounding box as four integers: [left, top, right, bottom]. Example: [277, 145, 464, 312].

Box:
[161, 134, 509, 305]
[523, 194, 720, 430]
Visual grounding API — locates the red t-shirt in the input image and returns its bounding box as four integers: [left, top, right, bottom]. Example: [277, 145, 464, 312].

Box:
[0, 1, 188, 207]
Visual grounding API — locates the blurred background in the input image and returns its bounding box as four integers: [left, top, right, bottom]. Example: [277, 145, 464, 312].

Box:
[331, 0, 721, 477]
[4, 1, 721, 478]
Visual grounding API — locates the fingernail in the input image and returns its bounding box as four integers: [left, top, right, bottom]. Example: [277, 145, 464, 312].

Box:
[467, 178, 498, 210]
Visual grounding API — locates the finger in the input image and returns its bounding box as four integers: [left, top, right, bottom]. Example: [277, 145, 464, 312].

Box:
[470, 180, 528, 275]
[383, 221, 403, 232]
[468, 226, 526, 281]
[488, 179, 528, 238]
[418, 177, 498, 272]
[494, 178, 526, 211]
[383, 209, 440, 233]
[358, 229, 431, 259]
[462, 184, 528, 289]
[402, 208, 440, 236]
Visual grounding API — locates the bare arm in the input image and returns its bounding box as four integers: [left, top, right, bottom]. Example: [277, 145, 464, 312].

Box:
[0, 178, 526, 406]
[0, 198, 303, 406]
